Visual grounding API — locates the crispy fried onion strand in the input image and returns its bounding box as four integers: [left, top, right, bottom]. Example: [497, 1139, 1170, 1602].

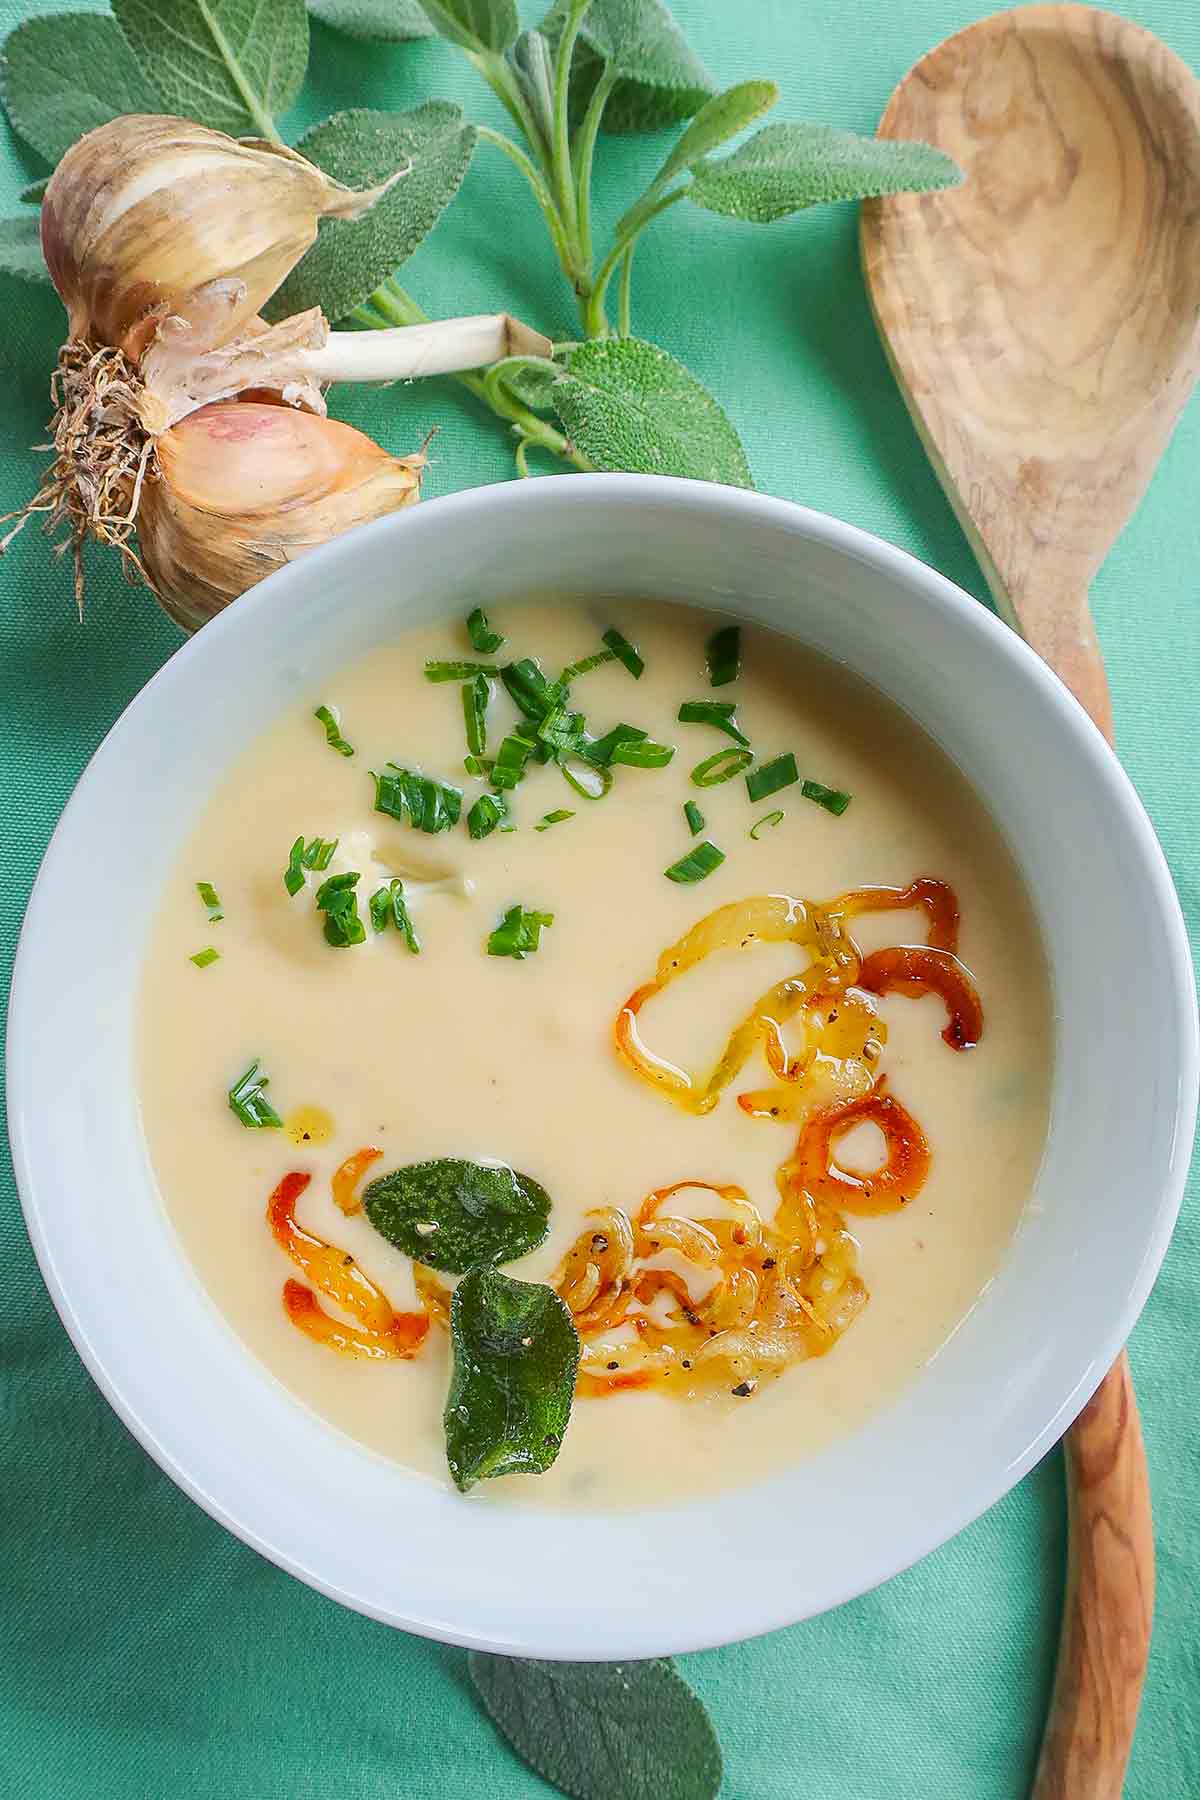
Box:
[857, 946, 983, 1050]
[615, 895, 861, 1114]
[331, 1145, 383, 1215]
[826, 877, 960, 952]
[778, 1088, 931, 1219]
[268, 1170, 429, 1360]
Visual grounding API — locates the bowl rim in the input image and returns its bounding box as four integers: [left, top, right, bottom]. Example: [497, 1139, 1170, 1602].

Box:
[8, 473, 1197, 1657]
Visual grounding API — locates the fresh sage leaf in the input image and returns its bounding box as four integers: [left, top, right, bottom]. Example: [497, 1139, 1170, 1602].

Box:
[553, 337, 752, 488]
[267, 104, 476, 322]
[445, 1267, 579, 1491]
[688, 121, 962, 223]
[112, 0, 309, 139]
[468, 1654, 723, 1800]
[0, 13, 162, 169]
[419, 0, 518, 53]
[541, 0, 715, 135]
[643, 78, 778, 201]
[362, 1157, 552, 1272]
[0, 214, 51, 284]
[308, 0, 434, 39]
[506, 29, 557, 150]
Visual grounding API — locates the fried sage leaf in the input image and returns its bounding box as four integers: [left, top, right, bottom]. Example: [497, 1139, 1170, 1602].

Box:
[468, 1653, 723, 1799]
[362, 1157, 551, 1271]
[445, 1267, 579, 1491]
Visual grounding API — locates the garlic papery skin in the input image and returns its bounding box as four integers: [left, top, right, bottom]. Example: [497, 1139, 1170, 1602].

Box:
[138, 402, 424, 632]
[41, 115, 404, 360]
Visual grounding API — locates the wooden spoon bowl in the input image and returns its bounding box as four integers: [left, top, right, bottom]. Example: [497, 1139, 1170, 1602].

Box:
[861, 3, 1200, 738]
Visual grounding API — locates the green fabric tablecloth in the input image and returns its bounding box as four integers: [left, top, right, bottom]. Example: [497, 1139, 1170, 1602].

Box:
[2, 2, 1197, 1794]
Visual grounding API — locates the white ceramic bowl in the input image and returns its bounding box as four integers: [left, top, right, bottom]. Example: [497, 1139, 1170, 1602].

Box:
[9, 477, 1197, 1659]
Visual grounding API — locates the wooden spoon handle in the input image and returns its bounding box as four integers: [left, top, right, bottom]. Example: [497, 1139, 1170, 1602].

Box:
[1033, 1352, 1154, 1798]
[1005, 578, 1115, 746]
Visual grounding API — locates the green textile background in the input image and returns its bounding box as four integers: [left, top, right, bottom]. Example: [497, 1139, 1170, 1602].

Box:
[1, 2, 1197, 1794]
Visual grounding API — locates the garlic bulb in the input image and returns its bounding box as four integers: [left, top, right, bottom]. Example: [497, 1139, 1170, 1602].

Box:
[41, 115, 400, 360]
[139, 402, 425, 631]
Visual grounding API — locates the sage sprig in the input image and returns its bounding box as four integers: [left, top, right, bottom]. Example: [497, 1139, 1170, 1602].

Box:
[0, 0, 960, 487]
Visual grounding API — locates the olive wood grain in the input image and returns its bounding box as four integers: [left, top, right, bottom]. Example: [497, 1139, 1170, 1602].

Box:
[861, 3, 1200, 742]
[859, 7, 1199, 1794]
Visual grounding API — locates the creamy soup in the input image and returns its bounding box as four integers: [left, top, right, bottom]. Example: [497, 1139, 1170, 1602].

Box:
[139, 599, 1051, 1508]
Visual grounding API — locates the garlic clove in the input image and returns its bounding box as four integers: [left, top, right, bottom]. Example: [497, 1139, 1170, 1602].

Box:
[41, 115, 403, 360]
[138, 402, 425, 631]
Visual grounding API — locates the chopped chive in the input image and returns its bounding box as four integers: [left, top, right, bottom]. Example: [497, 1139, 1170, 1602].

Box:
[195, 880, 223, 922]
[705, 624, 741, 687]
[801, 779, 853, 816]
[463, 753, 494, 779]
[372, 765, 462, 833]
[601, 627, 644, 679]
[501, 657, 555, 720]
[558, 647, 616, 683]
[691, 746, 753, 787]
[487, 904, 554, 960]
[684, 800, 705, 835]
[665, 841, 726, 884]
[750, 808, 785, 839]
[315, 870, 366, 948]
[746, 753, 799, 803]
[537, 706, 586, 753]
[283, 837, 306, 897]
[491, 731, 537, 791]
[579, 723, 647, 767]
[468, 792, 508, 839]
[462, 672, 491, 758]
[535, 809, 575, 831]
[303, 837, 338, 871]
[559, 753, 612, 800]
[370, 879, 420, 952]
[677, 700, 749, 746]
[228, 1061, 283, 1129]
[190, 946, 220, 968]
[314, 703, 354, 757]
[610, 739, 675, 768]
[467, 606, 504, 654]
[425, 659, 494, 682]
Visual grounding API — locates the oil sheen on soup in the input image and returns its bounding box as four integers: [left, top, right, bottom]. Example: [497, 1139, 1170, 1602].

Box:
[139, 600, 1051, 1508]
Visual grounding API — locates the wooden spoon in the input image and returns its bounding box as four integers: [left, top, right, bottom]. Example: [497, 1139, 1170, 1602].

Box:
[860, 6, 1200, 1794]
[861, 2, 1200, 742]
